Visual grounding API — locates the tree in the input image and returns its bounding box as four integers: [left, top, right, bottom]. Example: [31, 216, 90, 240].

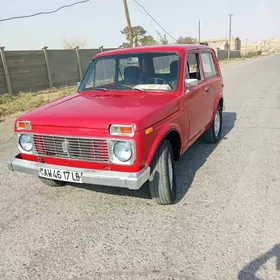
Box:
[176, 36, 197, 44]
[140, 35, 157, 46]
[62, 38, 86, 49]
[157, 32, 169, 45]
[121, 25, 156, 47]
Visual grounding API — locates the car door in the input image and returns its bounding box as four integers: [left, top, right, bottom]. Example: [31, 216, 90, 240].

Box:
[184, 51, 208, 140]
[199, 50, 221, 125]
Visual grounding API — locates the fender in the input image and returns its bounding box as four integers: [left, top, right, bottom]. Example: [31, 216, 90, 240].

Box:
[145, 121, 182, 166]
[206, 92, 223, 130]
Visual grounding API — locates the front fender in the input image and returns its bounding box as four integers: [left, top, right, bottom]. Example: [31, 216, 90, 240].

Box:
[145, 122, 182, 166]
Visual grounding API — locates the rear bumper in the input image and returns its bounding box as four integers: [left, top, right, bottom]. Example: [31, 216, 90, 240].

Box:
[7, 157, 150, 190]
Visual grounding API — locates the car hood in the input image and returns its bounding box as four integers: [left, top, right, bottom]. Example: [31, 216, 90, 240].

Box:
[19, 90, 180, 131]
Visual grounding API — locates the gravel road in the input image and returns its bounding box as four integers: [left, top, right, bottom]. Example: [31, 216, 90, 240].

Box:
[1, 54, 280, 280]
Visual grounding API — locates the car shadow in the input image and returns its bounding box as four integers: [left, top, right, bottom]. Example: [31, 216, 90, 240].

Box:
[70, 112, 236, 203]
[70, 178, 152, 200]
[174, 111, 236, 203]
[238, 244, 280, 280]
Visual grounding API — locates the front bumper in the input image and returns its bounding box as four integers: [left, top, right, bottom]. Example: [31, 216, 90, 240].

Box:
[7, 157, 150, 190]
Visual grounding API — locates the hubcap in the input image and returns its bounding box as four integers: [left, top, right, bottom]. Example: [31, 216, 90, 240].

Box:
[214, 110, 221, 137]
[168, 154, 173, 191]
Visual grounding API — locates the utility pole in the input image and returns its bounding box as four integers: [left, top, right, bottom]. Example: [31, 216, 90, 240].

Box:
[123, 0, 134, 47]
[245, 38, 248, 55]
[228, 13, 233, 59]
[198, 20, 201, 43]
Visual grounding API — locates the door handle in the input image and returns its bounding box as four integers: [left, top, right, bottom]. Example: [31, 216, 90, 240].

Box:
[204, 85, 209, 92]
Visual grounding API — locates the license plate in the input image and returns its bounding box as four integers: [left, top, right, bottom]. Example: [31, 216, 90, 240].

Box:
[38, 167, 83, 183]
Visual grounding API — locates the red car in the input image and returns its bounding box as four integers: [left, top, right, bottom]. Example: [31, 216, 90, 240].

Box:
[7, 44, 224, 205]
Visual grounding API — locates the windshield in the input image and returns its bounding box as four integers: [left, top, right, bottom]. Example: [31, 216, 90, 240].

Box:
[78, 52, 180, 92]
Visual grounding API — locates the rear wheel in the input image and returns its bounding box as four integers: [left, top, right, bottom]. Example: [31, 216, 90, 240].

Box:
[203, 104, 222, 143]
[148, 140, 177, 205]
[39, 177, 66, 187]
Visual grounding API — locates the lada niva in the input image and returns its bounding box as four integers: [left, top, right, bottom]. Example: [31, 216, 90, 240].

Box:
[7, 44, 224, 205]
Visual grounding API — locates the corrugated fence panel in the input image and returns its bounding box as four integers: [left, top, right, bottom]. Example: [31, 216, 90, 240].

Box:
[48, 50, 79, 87]
[0, 58, 8, 95]
[5, 50, 49, 93]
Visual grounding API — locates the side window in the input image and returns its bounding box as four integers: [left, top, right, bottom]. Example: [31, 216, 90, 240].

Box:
[185, 53, 202, 81]
[201, 52, 217, 79]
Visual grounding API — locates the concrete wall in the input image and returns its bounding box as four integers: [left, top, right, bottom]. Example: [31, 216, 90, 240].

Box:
[0, 57, 7, 95]
[0, 47, 242, 95]
[0, 47, 114, 95]
[216, 49, 241, 60]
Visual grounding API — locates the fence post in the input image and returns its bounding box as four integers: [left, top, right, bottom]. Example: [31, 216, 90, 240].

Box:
[0, 46, 13, 96]
[41, 46, 53, 88]
[74, 46, 83, 81]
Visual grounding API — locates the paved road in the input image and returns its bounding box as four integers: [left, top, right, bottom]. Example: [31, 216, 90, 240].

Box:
[1, 54, 280, 280]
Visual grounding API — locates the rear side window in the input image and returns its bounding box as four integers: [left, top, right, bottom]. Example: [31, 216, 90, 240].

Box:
[201, 52, 217, 79]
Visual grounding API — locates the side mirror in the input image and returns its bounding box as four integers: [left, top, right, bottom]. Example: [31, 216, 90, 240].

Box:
[185, 78, 198, 92]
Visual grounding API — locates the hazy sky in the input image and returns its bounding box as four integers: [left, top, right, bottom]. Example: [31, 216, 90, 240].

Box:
[0, 0, 279, 50]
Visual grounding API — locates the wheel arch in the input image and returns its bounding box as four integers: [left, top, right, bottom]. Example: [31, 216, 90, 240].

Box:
[146, 126, 182, 166]
[205, 93, 223, 130]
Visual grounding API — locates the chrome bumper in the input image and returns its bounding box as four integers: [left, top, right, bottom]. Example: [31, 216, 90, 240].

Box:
[7, 157, 150, 190]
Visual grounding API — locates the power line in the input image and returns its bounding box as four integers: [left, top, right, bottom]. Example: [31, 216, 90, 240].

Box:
[0, 0, 90, 23]
[132, 0, 176, 42]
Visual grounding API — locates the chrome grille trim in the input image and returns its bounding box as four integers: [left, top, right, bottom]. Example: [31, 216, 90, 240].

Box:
[31, 134, 109, 163]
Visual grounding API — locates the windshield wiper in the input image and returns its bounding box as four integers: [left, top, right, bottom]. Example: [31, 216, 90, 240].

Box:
[82, 87, 108, 92]
[110, 85, 145, 92]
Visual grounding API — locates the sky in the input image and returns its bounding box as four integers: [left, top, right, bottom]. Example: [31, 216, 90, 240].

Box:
[0, 0, 279, 50]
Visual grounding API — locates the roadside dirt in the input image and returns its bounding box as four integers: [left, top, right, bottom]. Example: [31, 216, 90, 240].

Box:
[0, 113, 20, 145]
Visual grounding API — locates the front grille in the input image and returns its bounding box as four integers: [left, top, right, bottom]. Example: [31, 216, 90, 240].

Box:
[32, 135, 109, 163]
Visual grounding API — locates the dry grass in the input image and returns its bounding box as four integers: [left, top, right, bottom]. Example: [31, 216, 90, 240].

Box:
[0, 86, 77, 117]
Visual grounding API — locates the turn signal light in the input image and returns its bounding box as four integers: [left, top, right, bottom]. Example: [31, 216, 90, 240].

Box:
[120, 126, 133, 134]
[145, 127, 153, 135]
[16, 121, 32, 130]
[110, 124, 134, 137]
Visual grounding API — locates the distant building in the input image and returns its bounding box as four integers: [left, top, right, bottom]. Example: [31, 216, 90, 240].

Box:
[201, 37, 241, 51]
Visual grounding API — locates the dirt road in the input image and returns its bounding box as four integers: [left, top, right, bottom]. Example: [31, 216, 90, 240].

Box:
[0, 54, 280, 279]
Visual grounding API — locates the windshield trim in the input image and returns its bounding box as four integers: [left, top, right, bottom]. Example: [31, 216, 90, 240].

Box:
[78, 51, 181, 93]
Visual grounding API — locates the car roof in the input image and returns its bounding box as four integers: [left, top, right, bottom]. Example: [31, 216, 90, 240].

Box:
[94, 44, 211, 59]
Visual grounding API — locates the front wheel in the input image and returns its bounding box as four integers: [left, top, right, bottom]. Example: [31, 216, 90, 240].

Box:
[39, 177, 66, 187]
[148, 140, 177, 205]
[203, 104, 222, 143]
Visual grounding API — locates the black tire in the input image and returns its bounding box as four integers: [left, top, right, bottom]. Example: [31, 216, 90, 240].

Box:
[148, 140, 177, 205]
[39, 177, 66, 187]
[203, 104, 222, 144]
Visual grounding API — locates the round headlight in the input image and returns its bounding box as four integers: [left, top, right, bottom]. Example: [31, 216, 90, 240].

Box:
[19, 134, 33, 152]
[113, 141, 132, 162]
